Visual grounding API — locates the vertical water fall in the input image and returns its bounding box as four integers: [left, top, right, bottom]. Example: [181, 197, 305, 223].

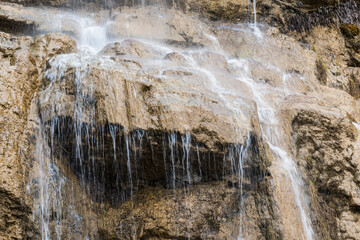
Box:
[253, 0, 257, 27]
[229, 57, 314, 239]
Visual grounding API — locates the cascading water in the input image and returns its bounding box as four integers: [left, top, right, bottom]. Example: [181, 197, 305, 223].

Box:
[27, 1, 317, 239]
[228, 58, 314, 239]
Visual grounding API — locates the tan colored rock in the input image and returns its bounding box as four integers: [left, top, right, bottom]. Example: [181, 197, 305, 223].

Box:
[106, 6, 217, 48]
[100, 39, 158, 59]
[98, 182, 266, 240]
[339, 211, 360, 239]
[38, 52, 254, 149]
[285, 88, 360, 239]
[2, 1, 360, 240]
[0, 31, 76, 239]
[305, 27, 351, 90]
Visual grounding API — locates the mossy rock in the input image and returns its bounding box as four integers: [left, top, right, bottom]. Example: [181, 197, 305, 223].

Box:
[340, 24, 360, 38]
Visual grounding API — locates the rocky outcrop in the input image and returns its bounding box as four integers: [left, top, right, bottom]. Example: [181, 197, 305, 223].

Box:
[0, 31, 76, 239]
[39, 45, 254, 147]
[277, 87, 360, 239]
[0, 4, 273, 239]
[1, 0, 360, 240]
[293, 110, 355, 239]
[256, 0, 360, 32]
[1, 0, 359, 38]
[1, 0, 359, 28]
[28, 23, 272, 238]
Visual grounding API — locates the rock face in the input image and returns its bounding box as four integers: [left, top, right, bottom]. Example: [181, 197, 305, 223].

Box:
[1, 0, 359, 37]
[27, 12, 268, 237]
[292, 108, 356, 239]
[1, 0, 360, 240]
[39, 43, 254, 147]
[0, 32, 76, 238]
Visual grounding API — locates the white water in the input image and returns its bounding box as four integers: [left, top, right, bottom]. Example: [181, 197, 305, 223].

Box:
[44, 12, 111, 54]
[36, 124, 66, 240]
[31, 2, 315, 239]
[253, 0, 257, 27]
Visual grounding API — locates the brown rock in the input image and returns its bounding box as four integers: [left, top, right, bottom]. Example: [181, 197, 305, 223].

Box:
[0, 32, 76, 239]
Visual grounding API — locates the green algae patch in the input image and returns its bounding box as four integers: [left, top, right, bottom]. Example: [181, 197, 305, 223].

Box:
[340, 24, 360, 38]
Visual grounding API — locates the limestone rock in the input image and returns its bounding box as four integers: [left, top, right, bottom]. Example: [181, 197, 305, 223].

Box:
[38, 48, 254, 149]
[287, 91, 360, 240]
[1, 1, 360, 240]
[0, 32, 76, 239]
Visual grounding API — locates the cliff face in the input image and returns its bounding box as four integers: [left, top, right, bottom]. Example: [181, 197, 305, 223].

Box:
[0, 31, 77, 238]
[1, 1, 360, 240]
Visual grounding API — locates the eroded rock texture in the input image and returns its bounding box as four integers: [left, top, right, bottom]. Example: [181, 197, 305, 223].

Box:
[0, 32, 76, 238]
[1, 0, 360, 240]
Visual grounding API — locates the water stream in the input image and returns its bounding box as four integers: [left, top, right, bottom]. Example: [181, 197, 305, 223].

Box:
[229, 58, 314, 239]
[253, 0, 257, 27]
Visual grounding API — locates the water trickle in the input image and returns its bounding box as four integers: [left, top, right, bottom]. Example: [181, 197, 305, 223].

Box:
[228, 57, 314, 239]
[37, 123, 67, 240]
[253, 0, 257, 27]
[168, 132, 177, 189]
[181, 132, 192, 185]
[125, 134, 134, 197]
[196, 145, 202, 180]
[109, 125, 120, 194]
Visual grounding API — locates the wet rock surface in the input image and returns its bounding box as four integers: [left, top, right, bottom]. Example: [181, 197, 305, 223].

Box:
[279, 89, 360, 239]
[1, 0, 360, 240]
[0, 32, 76, 239]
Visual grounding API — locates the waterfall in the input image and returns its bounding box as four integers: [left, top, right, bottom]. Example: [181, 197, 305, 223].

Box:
[35, 49, 254, 238]
[27, 1, 316, 239]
